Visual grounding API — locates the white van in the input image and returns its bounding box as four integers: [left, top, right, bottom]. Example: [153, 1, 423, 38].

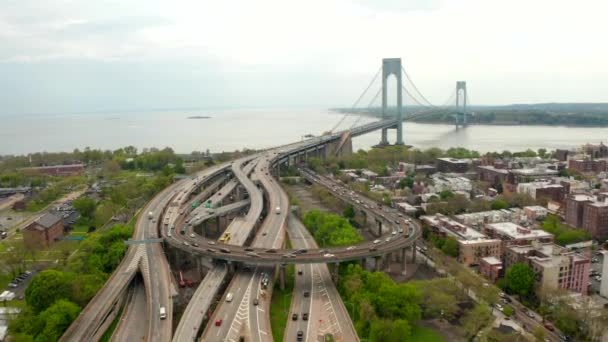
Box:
[159, 306, 167, 320]
[226, 292, 234, 302]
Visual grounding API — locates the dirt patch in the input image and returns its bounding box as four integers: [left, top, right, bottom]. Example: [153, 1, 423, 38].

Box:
[287, 184, 331, 214]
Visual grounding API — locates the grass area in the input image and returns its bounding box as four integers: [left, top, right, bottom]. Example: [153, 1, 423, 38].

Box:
[410, 325, 444, 342]
[70, 224, 90, 234]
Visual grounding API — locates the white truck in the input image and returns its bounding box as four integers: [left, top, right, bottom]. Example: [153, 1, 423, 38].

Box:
[148, 211, 154, 219]
[275, 207, 281, 215]
[159, 306, 167, 320]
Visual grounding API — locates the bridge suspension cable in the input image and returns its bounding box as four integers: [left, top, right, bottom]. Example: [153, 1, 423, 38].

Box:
[328, 65, 382, 133]
[349, 86, 383, 129]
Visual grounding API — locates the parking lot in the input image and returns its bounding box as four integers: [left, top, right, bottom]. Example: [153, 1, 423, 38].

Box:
[4, 270, 37, 299]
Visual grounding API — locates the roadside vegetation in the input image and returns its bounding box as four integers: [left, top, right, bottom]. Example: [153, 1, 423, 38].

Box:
[301, 210, 363, 247]
[8, 223, 133, 341]
[541, 214, 591, 245]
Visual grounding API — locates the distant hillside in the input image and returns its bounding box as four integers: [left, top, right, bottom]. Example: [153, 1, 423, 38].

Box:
[334, 103, 608, 126]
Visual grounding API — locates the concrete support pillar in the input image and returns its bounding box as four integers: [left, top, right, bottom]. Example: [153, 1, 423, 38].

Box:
[384, 254, 391, 273]
[360, 258, 366, 271]
[279, 264, 286, 291]
[374, 257, 382, 272]
[412, 241, 417, 263]
[402, 248, 407, 275]
[377, 220, 382, 237]
[332, 262, 340, 284]
[380, 128, 389, 145]
[228, 261, 235, 274]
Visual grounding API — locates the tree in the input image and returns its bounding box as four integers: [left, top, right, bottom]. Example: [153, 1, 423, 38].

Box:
[343, 204, 355, 219]
[532, 325, 546, 341]
[389, 319, 411, 341]
[505, 263, 535, 298]
[502, 305, 514, 317]
[441, 237, 459, 257]
[491, 199, 509, 210]
[73, 196, 96, 219]
[25, 270, 74, 313]
[461, 304, 493, 338]
[35, 299, 81, 341]
[439, 190, 455, 200]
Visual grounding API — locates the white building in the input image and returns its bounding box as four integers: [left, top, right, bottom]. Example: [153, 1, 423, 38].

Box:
[429, 173, 472, 193]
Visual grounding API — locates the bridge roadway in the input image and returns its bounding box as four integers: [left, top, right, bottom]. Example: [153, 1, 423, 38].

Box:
[285, 213, 359, 342]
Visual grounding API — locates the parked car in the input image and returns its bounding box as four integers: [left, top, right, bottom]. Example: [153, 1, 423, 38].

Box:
[544, 322, 555, 331]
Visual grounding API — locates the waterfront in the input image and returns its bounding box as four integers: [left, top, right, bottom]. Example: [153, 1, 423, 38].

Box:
[1, 108, 607, 155]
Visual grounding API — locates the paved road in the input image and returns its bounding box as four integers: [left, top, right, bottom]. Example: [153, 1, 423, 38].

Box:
[285, 214, 359, 342]
[112, 280, 146, 342]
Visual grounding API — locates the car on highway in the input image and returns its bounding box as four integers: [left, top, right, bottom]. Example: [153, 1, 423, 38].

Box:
[385, 237, 391, 242]
[302, 312, 309, 320]
[193, 242, 199, 247]
[543, 322, 555, 331]
[226, 292, 234, 302]
[495, 303, 503, 311]
[297, 331, 304, 341]
[346, 246, 356, 251]
[297, 269, 303, 275]
[282, 253, 296, 258]
[373, 239, 381, 244]
[266, 249, 277, 253]
[246, 252, 259, 257]
[292, 313, 298, 321]
[189, 233, 195, 238]
[207, 240, 216, 245]
[159, 306, 167, 320]
[207, 248, 216, 253]
[215, 319, 223, 326]
[323, 253, 335, 258]
[245, 247, 254, 252]
[183, 241, 189, 246]
[303, 291, 310, 297]
[253, 298, 259, 306]
[296, 248, 308, 254]
[220, 248, 231, 253]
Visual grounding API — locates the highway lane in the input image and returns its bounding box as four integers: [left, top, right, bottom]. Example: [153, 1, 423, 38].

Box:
[112, 280, 146, 342]
[285, 214, 358, 342]
[201, 152, 289, 342]
[60, 179, 187, 341]
[175, 156, 267, 342]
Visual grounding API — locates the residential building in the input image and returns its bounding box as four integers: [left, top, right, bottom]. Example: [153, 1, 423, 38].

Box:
[479, 256, 503, 282]
[22, 213, 64, 249]
[582, 142, 608, 159]
[507, 167, 559, 185]
[421, 214, 501, 266]
[361, 170, 378, 180]
[568, 159, 607, 173]
[565, 194, 608, 238]
[477, 165, 509, 185]
[395, 202, 418, 215]
[455, 208, 526, 229]
[18, 163, 84, 177]
[429, 173, 472, 193]
[483, 222, 554, 250]
[523, 206, 548, 221]
[504, 242, 590, 295]
[436, 158, 470, 173]
[516, 181, 565, 202]
[415, 164, 437, 175]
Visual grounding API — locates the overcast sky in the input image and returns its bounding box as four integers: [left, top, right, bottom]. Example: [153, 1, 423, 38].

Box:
[1, 0, 607, 115]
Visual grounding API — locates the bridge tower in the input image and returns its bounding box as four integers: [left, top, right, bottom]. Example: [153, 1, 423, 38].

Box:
[379, 58, 404, 146]
[455, 81, 467, 127]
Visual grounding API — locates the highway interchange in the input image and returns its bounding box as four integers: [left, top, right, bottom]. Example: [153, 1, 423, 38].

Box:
[61, 120, 422, 342]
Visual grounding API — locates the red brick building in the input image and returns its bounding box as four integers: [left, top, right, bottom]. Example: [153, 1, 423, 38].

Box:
[23, 213, 64, 249]
[568, 159, 606, 173]
[565, 194, 608, 238]
[19, 164, 84, 177]
[479, 256, 503, 283]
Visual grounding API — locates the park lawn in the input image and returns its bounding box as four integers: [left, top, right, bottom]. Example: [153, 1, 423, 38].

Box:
[410, 324, 443, 342]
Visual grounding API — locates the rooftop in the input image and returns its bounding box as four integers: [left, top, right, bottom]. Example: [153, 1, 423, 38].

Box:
[486, 222, 553, 240]
[422, 214, 499, 244]
[477, 165, 509, 174]
[481, 256, 502, 265]
[24, 212, 62, 232]
[437, 157, 469, 164]
[509, 168, 558, 176]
